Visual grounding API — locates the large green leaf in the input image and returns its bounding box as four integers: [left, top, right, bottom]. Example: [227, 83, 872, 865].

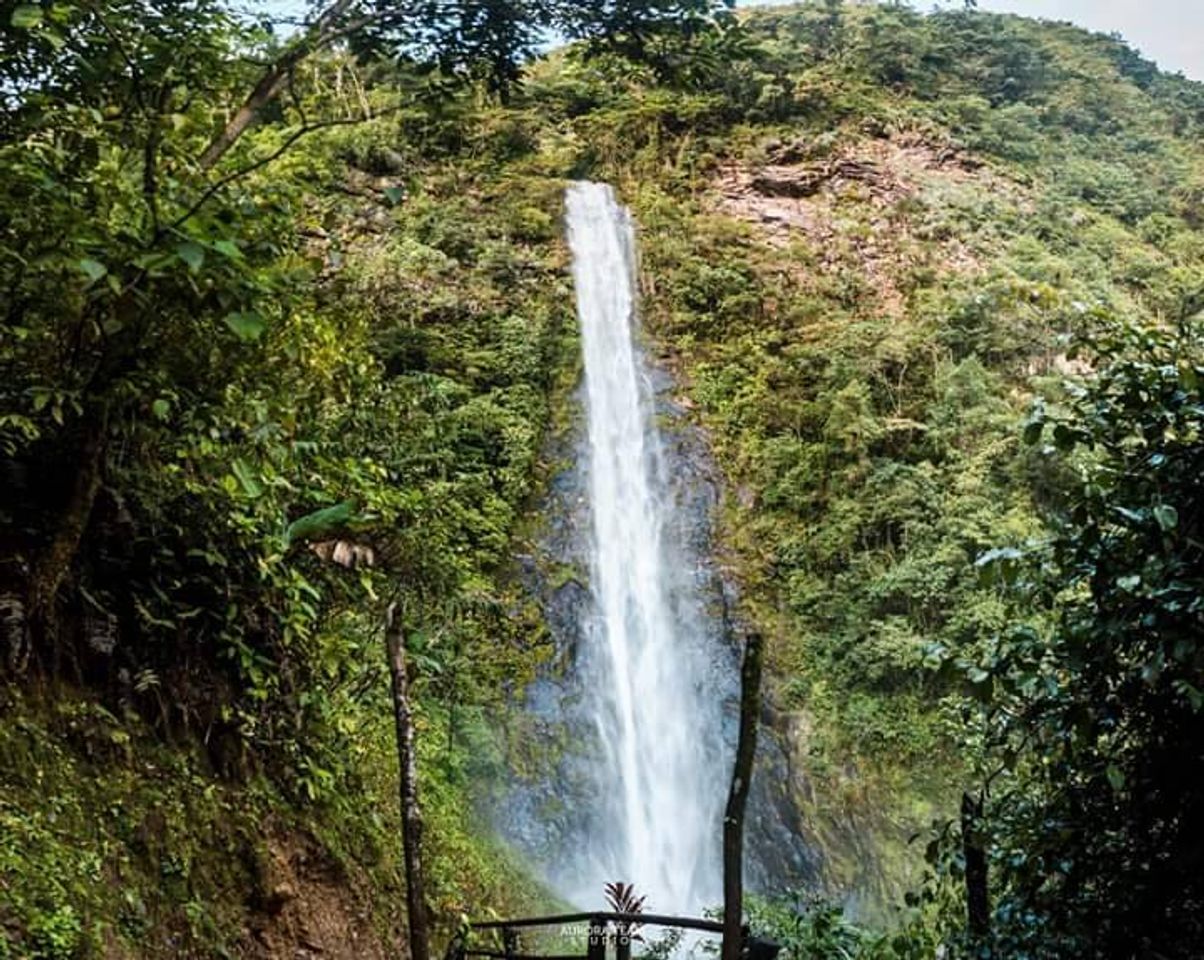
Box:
[1153, 504, 1179, 531]
[285, 502, 356, 546]
[176, 240, 205, 273]
[223, 311, 265, 341]
[78, 258, 107, 283]
[230, 458, 263, 499]
[11, 5, 43, 28]
[213, 239, 243, 260]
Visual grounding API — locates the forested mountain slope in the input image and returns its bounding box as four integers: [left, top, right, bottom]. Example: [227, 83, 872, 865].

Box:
[2, 2, 1202, 958]
[528, 0, 1204, 921]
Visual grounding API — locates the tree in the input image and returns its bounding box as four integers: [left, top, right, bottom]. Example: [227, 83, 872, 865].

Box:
[956, 316, 1204, 958]
[2, 0, 280, 655]
[201, 0, 737, 167]
[812, 0, 846, 60]
[0, 0, 733, 679]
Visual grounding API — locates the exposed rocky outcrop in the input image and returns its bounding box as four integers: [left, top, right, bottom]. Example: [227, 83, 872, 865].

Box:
[713, 131, 1011, 318]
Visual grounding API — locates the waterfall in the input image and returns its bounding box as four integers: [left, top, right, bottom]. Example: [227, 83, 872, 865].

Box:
[564, 181, 727, 916]
[493, 182, 815, 921]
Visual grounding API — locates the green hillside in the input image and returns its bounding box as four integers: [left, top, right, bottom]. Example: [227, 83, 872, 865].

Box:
[594, 0, 1204, 913]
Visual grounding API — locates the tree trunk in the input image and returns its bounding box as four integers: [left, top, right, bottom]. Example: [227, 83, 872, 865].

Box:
[28, 403, 108, 644]
[198, 69, 292, 171]
[386, 604, 431, 960]
[962, 791, 990, 939]
[723, 631, 764, 960]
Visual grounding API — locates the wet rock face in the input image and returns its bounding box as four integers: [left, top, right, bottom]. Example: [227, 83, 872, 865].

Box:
[491, 346, 819, 903]
[546, 578, 590, 656]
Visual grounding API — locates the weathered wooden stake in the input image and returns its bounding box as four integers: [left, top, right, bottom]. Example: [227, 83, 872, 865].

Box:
[387, 603, 431, 960]
[587, 917, 606, 960]
[962, 790, 990, 939]
[723, 631, 764, 960]
[615, 925, 631, 960]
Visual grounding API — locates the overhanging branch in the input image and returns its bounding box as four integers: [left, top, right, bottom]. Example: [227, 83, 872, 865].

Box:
[172, 104, 402, 233]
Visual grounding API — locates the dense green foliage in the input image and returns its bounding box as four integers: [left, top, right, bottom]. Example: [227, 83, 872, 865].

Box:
[609, 0, 1202, 900]
[0, 1, 594, 953]
[0, 694, 393, 959]
[626, 0, 1204, 761]
[946, 319, 1204, 957]
[2, 0, 1203, 957]
[605, 4, 1203, 953]
[515, 0, 1204, 948]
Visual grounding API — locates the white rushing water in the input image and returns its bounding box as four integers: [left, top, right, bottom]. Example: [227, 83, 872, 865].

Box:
[565, 181, 726, 916]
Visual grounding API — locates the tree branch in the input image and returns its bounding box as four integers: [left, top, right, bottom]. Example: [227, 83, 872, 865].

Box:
[171, 105, 401, 234]
[197, 0, 360, 170]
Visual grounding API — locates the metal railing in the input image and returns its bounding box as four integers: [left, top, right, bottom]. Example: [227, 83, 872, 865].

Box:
[445, 911, 749, 960]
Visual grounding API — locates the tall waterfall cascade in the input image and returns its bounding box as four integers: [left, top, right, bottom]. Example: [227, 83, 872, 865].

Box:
[563, 181, 728, 915]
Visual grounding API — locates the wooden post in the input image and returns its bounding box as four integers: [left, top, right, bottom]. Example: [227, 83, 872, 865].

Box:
[615, 924, 631, 960]
[962, 791, 990, 939]
[503, 927, 518, 960]
[723, 631, 765, 960]
[387, 603, 431, 960]
[587, 917, 606, 960]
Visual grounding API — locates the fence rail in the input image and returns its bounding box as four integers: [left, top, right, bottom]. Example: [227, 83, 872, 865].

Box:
[446, 910, 765, 960]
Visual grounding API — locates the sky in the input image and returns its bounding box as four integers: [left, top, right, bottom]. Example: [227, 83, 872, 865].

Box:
[937, 0, 1204, 80]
